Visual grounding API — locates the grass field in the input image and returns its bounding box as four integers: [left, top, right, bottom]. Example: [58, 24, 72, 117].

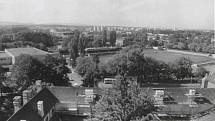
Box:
[99, 54, 115, 65]
[143, 49, 215, 64]
[99, 49, 215, 64]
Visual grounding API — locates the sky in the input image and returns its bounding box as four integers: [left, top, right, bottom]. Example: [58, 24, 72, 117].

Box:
[0, 0, 214, 30]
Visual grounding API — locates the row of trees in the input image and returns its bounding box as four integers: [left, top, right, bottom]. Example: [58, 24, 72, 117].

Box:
[0, 32, 55, 51]
[166, 30, 214, 53]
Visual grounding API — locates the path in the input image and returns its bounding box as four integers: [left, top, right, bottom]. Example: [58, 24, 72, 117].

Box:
[67, 65, 83, 86]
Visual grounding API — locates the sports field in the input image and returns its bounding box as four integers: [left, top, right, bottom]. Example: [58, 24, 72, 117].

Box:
[99, 49, 215, 64]
[142, 49, 215, 64]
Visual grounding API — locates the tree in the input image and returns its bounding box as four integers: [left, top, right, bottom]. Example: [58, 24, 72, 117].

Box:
[91, 81, 156, 121]
[105, 47, 166, 86]
[41, 55, 70, 86]
[78, 36, 86, 55]
[10, 54, 45, 90]
[171, 57, 193, 80]
[16, 32, 53, 50]
[177, 42, 187, 50]
[69, 30, 80, 66]
[110, 31, 116, 46]
[193, 67, 208, 79]
[11, 54, 70, 90]
[75, 56, 101, 87]
[0, 65, 6, 96]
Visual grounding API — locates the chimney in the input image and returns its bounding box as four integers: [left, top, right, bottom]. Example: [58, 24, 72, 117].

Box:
[23, 90, 33, 105]
[35, 80, 42, 92]
[37, 101, 44, 117]
[154, 90, 164, 106]
[13, 96, 22, 113]
[189, 89, 196, 96]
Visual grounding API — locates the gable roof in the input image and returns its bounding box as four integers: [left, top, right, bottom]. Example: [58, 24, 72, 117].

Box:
[7, 88, 59, 121]
[48, 86, 100, 103]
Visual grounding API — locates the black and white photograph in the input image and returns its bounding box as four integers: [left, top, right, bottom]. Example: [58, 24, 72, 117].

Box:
[0, 0, 214, 121]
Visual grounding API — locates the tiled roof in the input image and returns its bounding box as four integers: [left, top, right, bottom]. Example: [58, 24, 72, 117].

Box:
[159, 104, 215, 115]
[48, 86, 101, 103]
[149, 88, 215, 116]
[149, 88, 215, 104]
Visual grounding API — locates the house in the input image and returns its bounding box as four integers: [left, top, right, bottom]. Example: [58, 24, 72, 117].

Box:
[7, 85, 215, 121]
[150, 88, 215, 121]
[5, 47, 50, 64]
[7, 85, 100, 121]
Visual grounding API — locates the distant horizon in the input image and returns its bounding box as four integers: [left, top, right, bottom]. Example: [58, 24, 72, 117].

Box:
[0, 21, 214, 31]
[0, 0, 214, 30]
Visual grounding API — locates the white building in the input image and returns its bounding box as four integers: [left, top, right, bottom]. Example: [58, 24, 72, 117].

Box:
[0, 47, 50, 66]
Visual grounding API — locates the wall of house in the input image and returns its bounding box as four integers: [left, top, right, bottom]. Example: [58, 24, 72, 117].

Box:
[207, 82, 215, 88]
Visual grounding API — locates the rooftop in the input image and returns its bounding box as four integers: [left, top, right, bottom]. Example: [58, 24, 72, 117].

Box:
[7, 86, 215, 121]
[7, 88, 59, 121]
[0, 51, 11, 58]
[5, 47, 49, 57]
[7, 86, 100, 121]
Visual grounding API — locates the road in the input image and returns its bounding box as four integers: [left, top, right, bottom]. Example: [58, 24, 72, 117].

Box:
[67, 65, 83, 86]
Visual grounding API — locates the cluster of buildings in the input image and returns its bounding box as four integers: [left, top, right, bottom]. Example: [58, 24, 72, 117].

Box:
[1, 34, 16, 41]
[6, 81, 215, 121]
[7, 81, 100, 121]
[89, 26, 143, 32]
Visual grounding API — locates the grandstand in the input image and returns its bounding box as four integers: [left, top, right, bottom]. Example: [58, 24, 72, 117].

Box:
[84, 47, 122, 55]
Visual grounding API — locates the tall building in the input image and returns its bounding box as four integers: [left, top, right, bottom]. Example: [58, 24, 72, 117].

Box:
[110, 31, 116, 46]
[102, 29, 107, 45]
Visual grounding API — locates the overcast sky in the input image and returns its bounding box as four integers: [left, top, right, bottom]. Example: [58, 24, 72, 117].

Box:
[0, 0, 214, 30]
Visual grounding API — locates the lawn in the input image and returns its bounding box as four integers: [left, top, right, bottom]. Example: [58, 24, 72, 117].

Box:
[98, 49, 215, 72]
[142, 49, 215, 64]
[99, 49, 215, 64]
[99, 54, 115, 65]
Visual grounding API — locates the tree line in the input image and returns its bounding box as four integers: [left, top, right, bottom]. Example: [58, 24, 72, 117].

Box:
[0, 54, 70, 92]
[75, 45, 208, 87]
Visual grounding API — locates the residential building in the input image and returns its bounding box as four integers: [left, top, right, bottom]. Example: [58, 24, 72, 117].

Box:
[7, 86, 100, 121]
[150, 88, 215, 121]
[7, 86, 215, 121]
[0, 47, 52, 72]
